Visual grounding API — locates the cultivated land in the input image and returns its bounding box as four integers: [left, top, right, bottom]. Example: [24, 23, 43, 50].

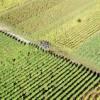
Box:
[0, 0, 27, 13]
[0, 0, 100, 99]
[0, 32, 100, 99]
[83, 84, 100, 100]
[74, 32, 100, 72]
[0, 0, 100, 71]
[0, 0, 99, 47]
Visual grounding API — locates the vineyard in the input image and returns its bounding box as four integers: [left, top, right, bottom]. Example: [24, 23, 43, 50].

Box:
[0, 0, 100, 99]
[0, 32, 99, 99]
[83, 84, 100, 99]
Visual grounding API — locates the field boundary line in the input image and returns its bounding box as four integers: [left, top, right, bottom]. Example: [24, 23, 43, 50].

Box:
[0, 28, 100, 74]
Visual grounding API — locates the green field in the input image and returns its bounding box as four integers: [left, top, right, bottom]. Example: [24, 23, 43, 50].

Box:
[0, 32, 99, 99]
[74, 32, 100, 72]
[0, 0, 100, 99]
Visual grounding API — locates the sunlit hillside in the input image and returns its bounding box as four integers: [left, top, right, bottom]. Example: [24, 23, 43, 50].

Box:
[0, 0, 100, 99]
